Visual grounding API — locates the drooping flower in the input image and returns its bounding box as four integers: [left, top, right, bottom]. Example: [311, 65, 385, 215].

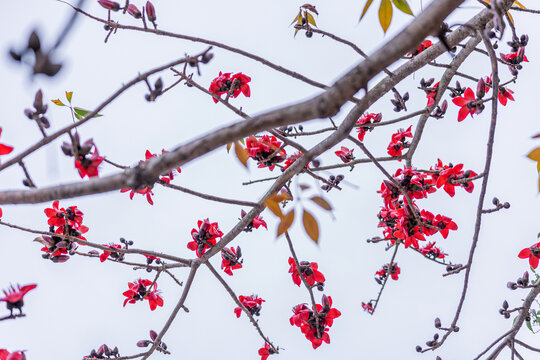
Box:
[356, 113, 382, 141]
[0, 127, 14, 157]
[0, 284, 37, 315]
[234, 295, 265, 318]
[452, 88, 483, 122]
[123, 279, 163, 311]
[120, 186, 154, 205]
[187, 219, 223, 257]
[258, 342, 276, 360]
[335, 146, 354, 163]
[144, 149, 181, 182]
[518, 242, 540, 269]
[288, 257, 325, 287]
[240, 209, 267, 231]
[75, 149, 104, 178]
[245, 135, 286, 170]
[99, 244, 123, 262]
[221, 246, 243, 276]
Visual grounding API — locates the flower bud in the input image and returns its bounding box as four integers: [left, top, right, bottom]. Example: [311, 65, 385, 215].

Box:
[476, 78, 485, 99]
[137, 340, 151, 347]
[98, 0, 120, 11]
[28, 31, 41, 52]
[127, 4, 142, 19]
[434, 317, 441, 328]
[146, 1, 157, 22]
[150, 330, 158, 341]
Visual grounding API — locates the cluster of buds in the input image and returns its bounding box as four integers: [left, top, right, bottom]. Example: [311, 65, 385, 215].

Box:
[83, 344, 120, 359]
[390, 91, 409, 112]
[498, 300, 511, 319]
[501, 34, 529, 75]
[144, 77, 163, 102]
[24, 89, 50, 129]
[507, 271, 531, 290]
[321, 174, 343, 192]
[9, 30, 62, 77]
[430, 99, 448, 119]
[187, 52, 214, 76]
[98, 1, 158, 29]
[277, 125, 303, 136]
[136, 330, 170, 354]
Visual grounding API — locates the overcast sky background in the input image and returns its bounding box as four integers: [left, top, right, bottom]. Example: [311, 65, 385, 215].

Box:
[1, 0, 540, 359]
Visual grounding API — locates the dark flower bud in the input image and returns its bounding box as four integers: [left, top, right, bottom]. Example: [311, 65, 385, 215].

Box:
[154, 78, 163, 92]
[503, 202, 510, 209]
[113, 347, 119, 355]
[426, 340, 435, 347]
[33, 89, 43, 110]
[137, 340, 152, 347]
[492, 197, 499, 205]
[436, 357, 442, 360]
[201, 52, 214, 64]
[374, 113, 383, 122]
[312, 159, 320, 167]
[336, 174, 344, 181]
[434, 317, 441, 328]
[499, 309, 504, 315]
[402, 92, 409, 101]
[321, 184, 329, 191]
[453, 326, 460, 332]
[433, 333, 439, 340]
[504, 313, 510, 319]
[305, 31, 313, 38]
[502, 300, 508, 310]
[517, 278, 523, 286]
[127, 4, 142, 19]
[415, 346, 422, 352]
[40, 116, 50, 128]
[150, 330, 158, 341]
[24, 108, 34, 119]
[98, 344, 110, 355]
[28, 31, 41, 52]
[146, 1, 157, 22]
[476, 78, 485, 99]
[53, 255, 70, 263]
[321, 294, 330, 310]
[88, 250, 99, 255]
[98, 0, 120, 11]
[523, 271, 529, 285]
[510, 66, 519, 76]
[520, 34, 529, 46]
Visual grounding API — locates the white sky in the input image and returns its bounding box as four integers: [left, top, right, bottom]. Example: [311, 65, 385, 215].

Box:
[1, 0, 540, 359]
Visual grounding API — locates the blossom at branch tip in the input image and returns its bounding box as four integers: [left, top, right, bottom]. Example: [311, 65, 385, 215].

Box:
[123, 279, 163, 311]
[387, 126, 413, 157]
[75, 149, 104, 178]
[209, 72, 251, 103]
[221, 246, 243, 276]
[288, 257, 325, 287]
[258, 342, 276, 360]
[356, 113, 382, 141]
[362, 301, 374, 314]
[0, 284, 37, 316]
[187, 219, 223, 257]
[452, 87, 483, 122]
[240, 209, 267, 231]
[245, 135, 286, 171]
[99, 244, 123, 262]
[518, 242, 540, 269]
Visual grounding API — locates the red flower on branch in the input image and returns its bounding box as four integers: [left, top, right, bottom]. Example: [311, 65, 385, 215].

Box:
[234, 295, 265, 318]
[209, 72, 251, 103]
[145, 149, 181, 182]
[282, 152, 307, 171]
[433, 162, 477, 197]
[387, 126, 413, 157]
[420, 242, 447, 259]
[452, 88, 483, 122]
[288, 257, 325, 287]
[187, 219, 223, 257]
[100, 244, 123, 262]
[433, 214, 458, 239]
[245, 135, 286, 170]
[120, 186, 154, 205]
[518, 242, 540, 269]
[75, 149, 104, 178]
[485, 76, 515, 106]
[408, 40, 432, 56]
[44, 200, 89, 238]
[0, 284, 37, 316]
[0, 128, 14, 158]
[362, 301, 374, 314]
[335, 146, 354, 163]
[123, 279, 163, 311]
[356, 113, 382, 141]
[0, 350, 26, 360]
[221, 246, 243, 276]
[426, 81, 439, 107]
[375, 263, 400, 282]
[240, 210, 267, 231]
[258, 343, 276, 360]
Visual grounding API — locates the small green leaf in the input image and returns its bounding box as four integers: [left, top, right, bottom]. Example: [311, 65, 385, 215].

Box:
[73, 107, 102, 120]
[306, 12, 317, 27]
[379, 0, 393, 33]
[360, 0, 374, 21]
[51, 99, 65, 106]
[65, 91, 73, 103]
[392, 0, 413, 15]
[526, 320, 533, 332]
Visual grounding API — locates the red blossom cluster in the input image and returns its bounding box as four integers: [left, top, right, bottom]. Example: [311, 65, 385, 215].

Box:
[221, 246, 243, 276]
[387, 126, 413, 157]
[234, 295, 264, 318]
[187, 219, 223, 257]
[0, 284, 37, 316]
[356, 113, 382, 141]
[334, 146, 354, 163]
[362, 301, 374, 314]
[518, 242, 540, 269]
[245, 135, 286, 171]
[377, 163, 474, 250]
[0, 127, 14, 159]
[282, 151, 307, 171]
[408, 39, 432, 56]
[209, 72, 251, 103]
[0, 349, 25, 360]
[40, 200, 89, 262]
[99, 243, 123, 262]
[240, 209, 267, 232]
[288, 257, 325, 288]
[374, 262, 400, 283]
[123, 279, 163, 311]
[61, 135, 104, 179]
[289, 295, 341, 349]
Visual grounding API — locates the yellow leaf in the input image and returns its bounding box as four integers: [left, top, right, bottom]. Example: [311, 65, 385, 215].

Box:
[301, 4, 318, 15]
[310, 196, 332, 211]
[277, 210, 295, 237]
[268, 192, 292, 204]
[306, 12, 317, 27]
[302, 209, 319, 243]
[513, 1, 526, 9]
[379, 0, 393, 33]
[265, 199, 283, 218]
[65, 91, 73, 103]
[51, 99, 65, 106]
[299, 184, 310, 191]
[507, 11, 514, 25]
[290, 11, 302, 26]
[234, 141, 249, 167]
[392, 0, 413, 15]
[537, 161, 540, 173]
[360, 0, 374, 21]
[527, 147, 540, 162]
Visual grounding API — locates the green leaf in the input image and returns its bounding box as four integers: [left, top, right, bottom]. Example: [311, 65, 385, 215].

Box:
[379, 0, 393, 33]
[51, 99, 65, 106]
[360, 0, 374, 21]
[306, 12, 317, 27]
[526, 320, 533, 332]
[65, 91, 73, 103]
[73, 107, 102, 120]
[392, 0, 413, 15]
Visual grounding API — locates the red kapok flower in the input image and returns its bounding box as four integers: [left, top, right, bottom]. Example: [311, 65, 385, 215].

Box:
[452, 88, 481, 122]
[426, 81, 439, 107]
[123, 279, 163, 311]
[420, 242, 447, 259]
[0, 284, 37, 316]
[356, 113, 382, 141]
[387, 126, 413, 157]
[221, 246, 243, 276]
[234, 295, 265, 318]
[240, 209, 267, 231]
[0, 128, 14, 157]
[121, 186, 154, 205]
[209, 72, 251, 103]
[187, 219, 223, 257]
[245, 135, 286, 170]
[434, 214, 458, 239]
[288, 257, 325, 287]
[335, 146, 354, 163]
[75, 149, 104, 178]
[408, 39, 432, 56]
[518, 242, 540, 269]
[0, 350, 26, 360]
[100, 243, 122, 262]
[258, 342, 276, 360]
[282, 152, 307, 171]
[362, 301, 374, 314]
